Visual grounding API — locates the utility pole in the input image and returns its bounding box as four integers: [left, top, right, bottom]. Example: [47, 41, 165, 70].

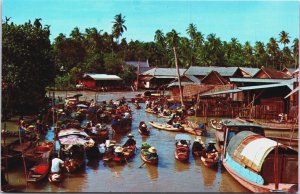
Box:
[173, 47, 184, 107]
[136, 63, 140, 91]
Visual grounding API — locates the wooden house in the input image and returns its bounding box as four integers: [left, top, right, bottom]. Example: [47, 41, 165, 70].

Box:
[77, 73, 122, 90]
[282, 67, 297, 77]
[238, 67, 260, 77]
[253, 68, 292, 79]
[124, 60, 153, 74]
[138, 68, 186, 89]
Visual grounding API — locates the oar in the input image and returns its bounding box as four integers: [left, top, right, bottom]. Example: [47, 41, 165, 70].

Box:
[138, 162, 146, 168]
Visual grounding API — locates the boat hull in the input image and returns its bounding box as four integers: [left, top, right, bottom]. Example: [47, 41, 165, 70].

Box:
[140, 150, 158, 165]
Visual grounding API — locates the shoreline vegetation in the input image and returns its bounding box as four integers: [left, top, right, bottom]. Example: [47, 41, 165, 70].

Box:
[2, 14, 299, 119]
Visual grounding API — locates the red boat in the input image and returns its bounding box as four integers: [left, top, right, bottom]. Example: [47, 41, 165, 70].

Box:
[27, 142, 54, 182]
[174, 134, 191, 161]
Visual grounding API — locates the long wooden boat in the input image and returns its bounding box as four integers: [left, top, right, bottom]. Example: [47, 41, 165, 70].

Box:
[140, 149, 158, 165]
[138, 127, 150, 136]
[237, 118, 298, 149]
[200, 152, 219, 167]
[145, 108, 157, 114]
[222, 131, 298, 193]
[24, 142, 54, 163]
[149, 121, 183, 132]
[174, 134, 191, 161]
[181, 124, 203, 136]
[158, 112, 171, 119]
[27, 142, 54, 182]
[122, 145, 136, 159]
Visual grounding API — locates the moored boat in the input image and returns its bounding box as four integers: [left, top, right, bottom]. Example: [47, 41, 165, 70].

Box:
[24, 142, 54, 163]
[222, 131, 298, 193]
[200, 152, 219, 167]
[149, 121, 183, 132]
[210, 119, 222, 131]
[27, 142, 54, 182]
[174, 134, 191, 161]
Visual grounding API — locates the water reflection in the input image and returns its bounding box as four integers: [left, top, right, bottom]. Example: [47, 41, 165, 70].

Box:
[146, 165, 158, 181]
[174, 159, 190, 172]
[200, 162, 218, 187]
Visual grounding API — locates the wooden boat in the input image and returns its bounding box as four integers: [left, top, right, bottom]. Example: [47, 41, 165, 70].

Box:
[158, 112, 171, 119]
[181, 124, 203, 136]
[58, 128, 91, 173]
[140, 149, 158, 165]
[27, 142, 54, 182]
[145, 108, 157, 114]
[111, 118, 132, 134]
[214, 118, 265, 150]
[174, 134, 191, 161]
[237, 118, 298, 149]
[149, 121, 184, 132]
[200, 152, 219, 167]
[138, 121, 150, 136]
[222, 130, 298, 193]
[48, 172, 62, 183]
[122, 145, 136, 159]
[24, 142, 54, 163]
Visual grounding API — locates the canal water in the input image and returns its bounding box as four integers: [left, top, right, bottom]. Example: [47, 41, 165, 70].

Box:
[4, 91, 248, 192]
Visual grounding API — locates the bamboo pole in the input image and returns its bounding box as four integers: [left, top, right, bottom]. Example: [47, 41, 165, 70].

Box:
[18, 122, 28, 186]
[173, 47, 184, 108]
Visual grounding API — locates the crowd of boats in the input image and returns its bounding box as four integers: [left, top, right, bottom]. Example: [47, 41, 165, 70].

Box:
[1, 92, 298, 192]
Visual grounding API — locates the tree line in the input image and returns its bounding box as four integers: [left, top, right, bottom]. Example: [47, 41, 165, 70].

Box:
[2, 14, 299, 117]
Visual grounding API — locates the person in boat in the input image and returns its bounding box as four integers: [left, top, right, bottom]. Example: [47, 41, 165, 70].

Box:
[51, 157, 65, 174]
[173, 120, 183, 129]
[167, 113, 176, 125]
[147, 147, 158, 160]
[139, 123, 148, 133]
[192, 136, 205, 153]
[89, 99, 95, 107]
[123, 133, 136, 147]
[206, 140, 217, 154]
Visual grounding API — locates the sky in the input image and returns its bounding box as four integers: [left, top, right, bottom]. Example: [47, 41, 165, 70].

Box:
[3, 0, 299, 46]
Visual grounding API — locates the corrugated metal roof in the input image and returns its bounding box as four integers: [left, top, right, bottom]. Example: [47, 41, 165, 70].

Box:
[201, 83, 293, 96]
[84, 73, 122, 81]
[229, 78, 289, 83]
[185, 66, 239, 77]
[239, 67, 260, 77]
[239, 83, 293, 90]
[142, 68, 186, 77]
[201, 89, 242, 96]
[125, 61, 150, 68]
[185, 75, 201, 83]
[167, 82, 198, 87]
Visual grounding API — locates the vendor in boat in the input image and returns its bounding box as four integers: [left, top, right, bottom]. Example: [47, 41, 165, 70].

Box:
[147, 147, 158, 160]
[192, 137, 205, 152]
[51, 157, 65, 174]
[206, 140, 217, 154]
[123, 133, 136, 147]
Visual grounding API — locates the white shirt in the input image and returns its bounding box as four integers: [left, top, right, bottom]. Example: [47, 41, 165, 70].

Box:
[124, 112, 130, 119]
[51, 158, 64, 173]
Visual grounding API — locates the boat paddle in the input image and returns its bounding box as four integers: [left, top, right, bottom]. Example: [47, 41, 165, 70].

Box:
[138, 162, 146, 168]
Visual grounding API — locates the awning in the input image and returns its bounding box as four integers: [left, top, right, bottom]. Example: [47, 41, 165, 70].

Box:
[175, 134, 191, 141]
[285, 86, 299, 98]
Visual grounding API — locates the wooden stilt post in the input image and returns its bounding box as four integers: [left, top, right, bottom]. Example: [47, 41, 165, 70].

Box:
[274, 140, 279, 190]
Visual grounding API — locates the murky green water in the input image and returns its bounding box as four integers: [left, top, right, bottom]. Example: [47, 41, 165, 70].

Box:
[3, 91, 248, 192]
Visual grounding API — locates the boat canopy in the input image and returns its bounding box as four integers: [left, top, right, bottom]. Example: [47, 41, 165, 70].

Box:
[58, 128, 89, 138]
[221, 118, 262, 128]
[175, 134, 191, 141]
[226, 131, 286, 173]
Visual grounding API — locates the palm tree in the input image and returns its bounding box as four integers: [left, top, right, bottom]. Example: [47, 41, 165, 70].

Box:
[267, 37, 280, 69]
[70, 27, 83, 41]
[166, 29, 180, 48]
[34, 18, 42, 29]
[154, 29, 166, 48]
[112, 13, 127, 44]
[243, 41, 253, 67]
[292, 38, 299, 68]
[279, 31, 290, 69]
[254, 41, 266, 68]
[186, 23, 197, 42]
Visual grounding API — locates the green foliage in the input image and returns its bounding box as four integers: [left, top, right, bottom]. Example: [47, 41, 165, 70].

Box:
[2, 19, 54, 116]
[103, 54, 123, 74]
[119, 65, 137, 85]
